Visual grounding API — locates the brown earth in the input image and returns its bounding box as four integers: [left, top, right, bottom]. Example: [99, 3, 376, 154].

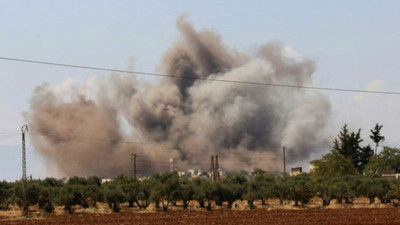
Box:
[2, 208, 400, 225]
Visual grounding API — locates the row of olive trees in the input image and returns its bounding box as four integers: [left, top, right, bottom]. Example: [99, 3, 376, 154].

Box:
[0, 176, 103, 213]
[2, 170, 400, 213]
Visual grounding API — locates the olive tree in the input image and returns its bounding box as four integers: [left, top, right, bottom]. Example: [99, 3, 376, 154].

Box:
[135, 179, 152, 210]
[286, 174, 314, 207]
[0, 181, 12, 210]
[358, 177, 390, 204]
[192, 177, 214, 210]
[248, 169, 275, 206]
[312, 177, 335, 206]
[150, 172, 181, 211]
[179, 176, 195, 209]
[272, 177, 290, 205]
[218, 174, 248, 208]
[56, 184, 84, 214]
[102, 184, 125, 212]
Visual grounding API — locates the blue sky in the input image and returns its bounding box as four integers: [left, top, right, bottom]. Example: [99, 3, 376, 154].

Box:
[1, 1, 399, 181]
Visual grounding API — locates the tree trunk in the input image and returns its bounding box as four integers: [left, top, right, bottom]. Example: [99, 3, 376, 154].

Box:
[183, 201, 189, 209]
[206, 201, 212, 211]
[227, 201, 233, 209]
[136, 200, 150, 210]
[369, 197, 375, 204]
[345, 197, 353, 204]
[322, 197, 331, 206]
[198, 200, 205, 208]
[161, 201, 169, 211]
[65, 205, 73, 214]
[248, 200, 255, 209]
[91, 200, 97, 208]
[261, 199, 266, 206]
[155, 200, 160, 209]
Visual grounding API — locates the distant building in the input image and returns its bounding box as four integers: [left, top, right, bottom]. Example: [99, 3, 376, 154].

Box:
[188, 169, 195, 176]
[381, 170, 400, 180]
[290, 167, 302, 176]
[101, 178, 113, 183]
[177, 171, 186, 177]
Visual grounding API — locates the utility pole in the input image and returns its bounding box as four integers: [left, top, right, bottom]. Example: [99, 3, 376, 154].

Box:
[130, 154, 137, 178]
[283, 146, 286, 178]
[211, 156, 215, 182]
[215, 155, 220, 180]
[210, 155, 220, 182]
[21, 125, 28, 217]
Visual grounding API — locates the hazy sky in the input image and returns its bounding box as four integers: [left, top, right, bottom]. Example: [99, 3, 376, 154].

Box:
[1, 0, 399, 181]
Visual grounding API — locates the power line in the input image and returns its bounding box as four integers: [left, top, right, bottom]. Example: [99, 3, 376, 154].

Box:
[0, 133, 20, 139]
[0, 130, 20, 135]
[1, 56, 399, 95]
[0, 132, 19, 137]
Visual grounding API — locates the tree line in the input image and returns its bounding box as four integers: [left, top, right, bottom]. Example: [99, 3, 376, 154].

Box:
[1, 123, 400, 214]
[1, 168, 400, 214]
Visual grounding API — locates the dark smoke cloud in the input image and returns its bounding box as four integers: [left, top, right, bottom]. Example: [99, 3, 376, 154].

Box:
[26, 17, 331, 177]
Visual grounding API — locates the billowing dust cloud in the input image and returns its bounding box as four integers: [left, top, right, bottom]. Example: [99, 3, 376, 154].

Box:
[26, 18, 331, 177]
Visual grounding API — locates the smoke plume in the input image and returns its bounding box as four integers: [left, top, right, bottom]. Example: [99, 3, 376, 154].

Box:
[26, 18, 331, 177]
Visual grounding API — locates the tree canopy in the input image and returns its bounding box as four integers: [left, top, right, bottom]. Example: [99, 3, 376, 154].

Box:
[333, 124, 374, 173]
[364, 147, 400, 175]
[370, 123, 385, 155]
[310, 149, 358, 178]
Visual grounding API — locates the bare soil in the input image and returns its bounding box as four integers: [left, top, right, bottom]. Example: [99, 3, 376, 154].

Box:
[2, 208, 400, 225]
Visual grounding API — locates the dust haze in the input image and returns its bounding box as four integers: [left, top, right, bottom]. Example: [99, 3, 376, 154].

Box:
[25, 17, 331, 177]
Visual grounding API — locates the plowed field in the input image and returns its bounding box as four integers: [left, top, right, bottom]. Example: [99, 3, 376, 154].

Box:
[2, 208, 400, 225]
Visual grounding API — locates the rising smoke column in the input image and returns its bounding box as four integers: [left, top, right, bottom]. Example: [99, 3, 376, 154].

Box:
[26, 82, 127, 177]
[26, 17, 331, 177]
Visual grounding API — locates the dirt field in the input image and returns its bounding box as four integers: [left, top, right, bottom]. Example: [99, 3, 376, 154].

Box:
[2, 208, 400, 225]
